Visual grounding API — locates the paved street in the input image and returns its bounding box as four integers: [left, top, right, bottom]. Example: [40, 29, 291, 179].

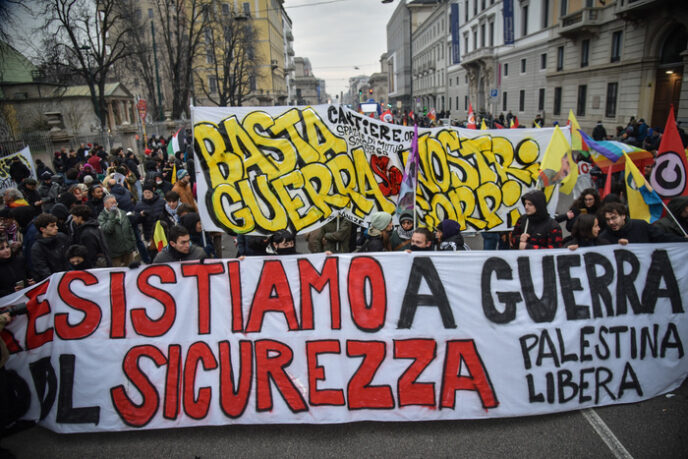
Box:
[3, 379, 686, 458]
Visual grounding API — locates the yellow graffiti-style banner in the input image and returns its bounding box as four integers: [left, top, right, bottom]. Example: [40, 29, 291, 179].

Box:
[192, 105, 555, 235]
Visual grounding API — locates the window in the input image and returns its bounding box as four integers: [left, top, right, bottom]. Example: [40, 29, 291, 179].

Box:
[222, 3, 230, 15]
[489, 21, 494, 46]
[465, 96, 468, 110]
[556, 46, 564, 71]
[465, 4, 468, 22]
[519, 90, 525, 112]
[560, 0, 567, 17]
[611, 31, 622, 62]
[148, 8, 153, 18]
[606, 82, 618, 118]
[206, 51, 214, 64]
[456, 96, 459, 110]
[553, 87, 562, 115]
[521, 58, 526, 73]
[250, 76, 256, 91]
[585, 0, 593, 6]
[481, 23, 485, 47]
[577, 84, 587, 116]
[473, 29, 478, 51]
[504, 63, 509, 76]
[503, 91, 508, 111]
[538, 88, 545, 111]
[209, 76, 217, 93]
[522, 4, 529, 36]
[135, 9, 142, 20]
[542, 0, 549, 28]
[473, 0, 477, 16]
[243, 2, 250, 16]
[581, 39, 589, 67]
[449, 97, 452, 110]
[481, 0, 486, 10]
[464, 33, 469, 54]
[540, 53, 547, 69]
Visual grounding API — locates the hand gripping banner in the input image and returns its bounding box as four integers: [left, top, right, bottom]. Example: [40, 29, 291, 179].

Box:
[1, 244, 686, 433]
[191, 105, 560, 235]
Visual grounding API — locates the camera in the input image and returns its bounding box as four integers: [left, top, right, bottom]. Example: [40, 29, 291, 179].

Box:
[1, 303, 28, 317]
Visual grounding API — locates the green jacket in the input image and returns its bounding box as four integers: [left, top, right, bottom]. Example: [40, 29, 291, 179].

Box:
[97, 208, 137, 257]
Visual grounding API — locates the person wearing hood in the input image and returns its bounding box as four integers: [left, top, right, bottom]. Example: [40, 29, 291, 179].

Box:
[267, 230, 297, 255]
[598, 202, 687, 245]
[359, 212, 393, 252]
[153, 225, 206, 263]
[65, 244, 92, 271]
[390, 211, 415, 251]
[0, 237, 33, 297]
[106, 176, 135, 212]
[37, 172, 61, 213]
[435, 219, 465, 251]
[511, 190, 563, 249]
[179, 211, 215, 257]
[69, 205, 111, 268]
[653, 196, 688, 238]
[135, 182, 166, 240]
[30, 213, 70, 281]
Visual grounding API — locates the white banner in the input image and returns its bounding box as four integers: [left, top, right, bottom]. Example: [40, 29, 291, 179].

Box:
[191, 105, 563, 235]
[1, 244, 686, 433]
[0, 146, 36, 191]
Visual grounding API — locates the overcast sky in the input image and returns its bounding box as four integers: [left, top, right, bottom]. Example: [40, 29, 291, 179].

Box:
[285, 0, 396, 99]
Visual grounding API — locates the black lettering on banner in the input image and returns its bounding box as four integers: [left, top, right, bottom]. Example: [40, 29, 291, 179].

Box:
[555, 328, 579, 364]
[56, 354, 100, 424]
[618, 362, 643, 398]
[579, 326, 595, 362]
[641, 250, 683, 314]
[614, 250, 642, 315]
[661, 322, 684, 358]
[556, 255, 589, 320]
[583, 253, 615, 318]
[535, 330, 560, 368]
[29, 357, 57, 421]
[518, 256, 557, 322]
[519, 334, 538, 370]
[397, 257, 456, 329]
[481, 257, 523, 324]
[595, 367, 615, 404]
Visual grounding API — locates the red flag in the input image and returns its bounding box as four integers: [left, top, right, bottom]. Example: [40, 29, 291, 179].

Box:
[380, 109, 393, 123]
[467, 103, 476, 129]
[650, 106, 688, 203]
[601, 165, 613, 199]
[510, 116, 520, 128]
[494, 122, 505, 129]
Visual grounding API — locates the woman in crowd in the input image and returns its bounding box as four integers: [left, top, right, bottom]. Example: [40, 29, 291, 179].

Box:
[558, 188, 600, 232]
[267, 230, 296, 255]
[566, 214, 601, 250]
[359, 212, 393, 252]
[435, 219, 465, 251]
[511, 190, 563, 249]
[0, 238, 33, 297]
[390, 211, 414, 251]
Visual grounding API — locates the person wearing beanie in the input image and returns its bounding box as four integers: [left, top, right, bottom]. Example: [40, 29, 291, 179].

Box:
[390, 211, 415, 251]
[171, 169, 198, 212]
[435, 219, 465, 251]
[511, 190, 563, 249]
[359, 211, 393, 252]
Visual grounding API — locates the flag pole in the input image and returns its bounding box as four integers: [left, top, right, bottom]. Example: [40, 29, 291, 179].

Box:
[657, 200, 688, 237]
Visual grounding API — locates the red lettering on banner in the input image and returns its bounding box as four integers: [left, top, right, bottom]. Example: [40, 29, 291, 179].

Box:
[110, 345, 166, 427]
[163, 344, 182, 420]
[394, 339, 437, 407]
[218, 340, 253, 418]
[110, 272, 127, 339]
[181, 263, 226, 335]
[255, 339, 307, 413]
[227, 261, 243, 333]
[55, 271, 102, 340]
[347, 257, 387, 332]
[346, 340, 394, 410]
[306, 340, 345, 406]
[25, 280, 53, 350]
[0, 327, 20, 354]
[246, 261, 299, 333]
[440, 340, 498, 409]
[132, 266, 177, 337]
[183, 341, 218, 420]
[298, 257, 341, 330]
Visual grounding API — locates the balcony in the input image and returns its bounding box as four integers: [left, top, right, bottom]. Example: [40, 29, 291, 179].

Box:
[286, 30, 294, 41]
[461, 46, 494, 67]
[287, 45, 295, 56]
[558, 7, 603, 38]
[615, 0, 661, 18]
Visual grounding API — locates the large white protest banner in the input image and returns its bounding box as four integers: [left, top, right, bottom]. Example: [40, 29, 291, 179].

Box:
[0, 146, 36, 191]
[1, 244, 686, 433]
[191, 105, 562, 235]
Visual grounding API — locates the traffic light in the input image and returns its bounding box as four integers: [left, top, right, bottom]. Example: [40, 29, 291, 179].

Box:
[368, 88, 373, 95]
[359, 89, 363, 95]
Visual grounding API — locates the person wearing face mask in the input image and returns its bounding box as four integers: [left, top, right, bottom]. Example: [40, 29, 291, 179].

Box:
[511, 190, 563, 250]
[406, 228, 434, 252]
[65, 244, 91, 270]
[153, 225, 206, 263]
[434, 219, 465, 251]
[153, 172, 173, 196]
[267, 230, 297, 255]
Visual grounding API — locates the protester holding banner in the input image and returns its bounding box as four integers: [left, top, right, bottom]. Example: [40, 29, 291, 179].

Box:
[358, 212, 393, 252]
[408, 227, 434, 251]
[267, 230, 297, 255]
[152, 225, 206, 263]
[435, 219, 465, 251]
[598, 202, 687, 245]
[511, 190, 563, 250]
[30, 213, 70, 281]
[565, 214, 601, 250]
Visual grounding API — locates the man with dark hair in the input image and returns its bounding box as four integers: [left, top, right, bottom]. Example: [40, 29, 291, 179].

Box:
[70, 205, 111, 268]
[98, 195, 137, 267]
[408, 228, 434, 251]
[30, 213, 70, 280]
[37, 172, 61, 213]
[598, 202, 687, 244]
[153, 225, 206, 263]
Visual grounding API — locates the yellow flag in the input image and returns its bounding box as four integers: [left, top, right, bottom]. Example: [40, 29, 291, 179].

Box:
[623, 153, 662, 223]
[568, 110, 583, 151]
[171, 162, 177, 185]
[538, 125, 578, 194]
[480, 120, 488, 130]
[153, 220, 168, 252]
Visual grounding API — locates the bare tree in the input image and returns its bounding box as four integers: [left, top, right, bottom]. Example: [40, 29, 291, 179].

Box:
[154, 0, 207, 119]
[39, 0, 131, 130]
[195, 6, 260, 107]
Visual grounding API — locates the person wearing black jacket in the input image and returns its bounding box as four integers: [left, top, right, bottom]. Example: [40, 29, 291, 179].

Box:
[69, 205, 111, 268]
[511, 190, 563, 249]
[565, 214, 601, 250]
[135, 183, 166, 241]
[30, 213, 70, 281]
[8, 157, 30, 185]
[0, 238, 31, 297]
[598, 202, 688, 244]
[435, 219, 465, 251]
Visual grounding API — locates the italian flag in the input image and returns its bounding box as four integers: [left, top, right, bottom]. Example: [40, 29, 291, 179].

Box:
[167, 128, 182, 158]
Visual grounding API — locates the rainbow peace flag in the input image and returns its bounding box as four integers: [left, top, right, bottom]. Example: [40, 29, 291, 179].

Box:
[579, 131, 653, 172]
